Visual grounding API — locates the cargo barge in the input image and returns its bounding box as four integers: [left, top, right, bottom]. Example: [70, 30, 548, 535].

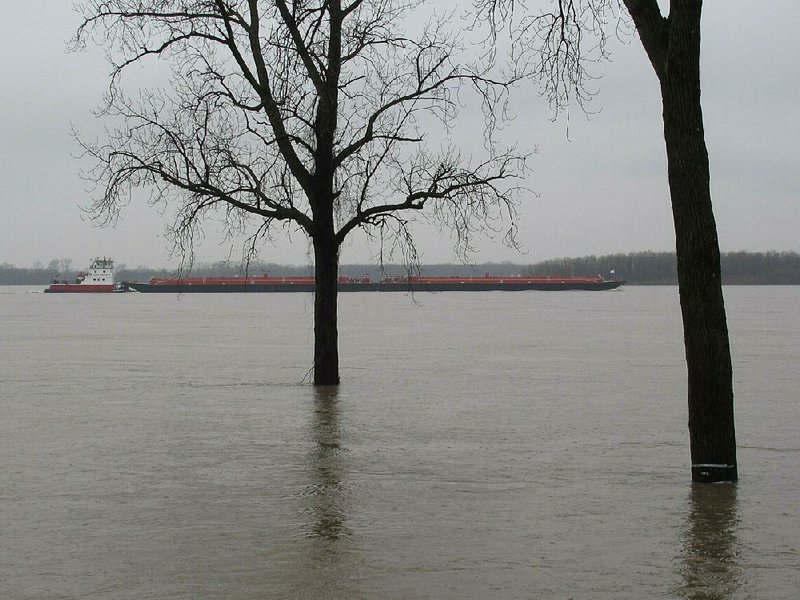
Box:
[126, 274, 624, 293]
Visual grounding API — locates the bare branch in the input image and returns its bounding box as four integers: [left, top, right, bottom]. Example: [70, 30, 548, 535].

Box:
[473, 0, 626, 113]
[76, 0, 526, 266]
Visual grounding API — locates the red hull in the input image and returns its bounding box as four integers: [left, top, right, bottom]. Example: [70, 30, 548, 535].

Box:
[128, 274, 624, 292]
[45, 284, 117, 293]
[143, 274, 613, 287]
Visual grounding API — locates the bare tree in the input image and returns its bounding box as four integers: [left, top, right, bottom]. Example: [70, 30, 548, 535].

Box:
[47, 258, 74, 276]
[60, 258, 74, 275]
[74, 0, 526, 385]
[476, 0, 737, 482]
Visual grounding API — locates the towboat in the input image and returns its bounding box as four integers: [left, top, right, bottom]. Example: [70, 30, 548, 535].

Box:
[45, 257, 128, 293]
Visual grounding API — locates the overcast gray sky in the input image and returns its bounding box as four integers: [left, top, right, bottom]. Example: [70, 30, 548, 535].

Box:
[1, 2, 798, 270]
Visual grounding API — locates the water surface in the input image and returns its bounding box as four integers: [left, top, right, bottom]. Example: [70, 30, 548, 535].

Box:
[1, 286, 798, 598]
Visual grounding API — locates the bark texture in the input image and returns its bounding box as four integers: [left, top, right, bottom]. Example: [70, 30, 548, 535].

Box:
[312, 220, 340, 386]
[626, 0, 737, 481]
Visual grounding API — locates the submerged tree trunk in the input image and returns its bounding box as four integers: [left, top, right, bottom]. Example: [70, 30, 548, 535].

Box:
[312, 224, 341, 386]
[659, 3, 736, 482]
[626, 0, 736, 481]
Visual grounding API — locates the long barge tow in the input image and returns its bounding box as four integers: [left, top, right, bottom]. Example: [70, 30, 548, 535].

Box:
[125, 274, 624, 293]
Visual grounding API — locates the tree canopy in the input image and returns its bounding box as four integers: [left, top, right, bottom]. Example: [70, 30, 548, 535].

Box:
[75, 0, 526, 264]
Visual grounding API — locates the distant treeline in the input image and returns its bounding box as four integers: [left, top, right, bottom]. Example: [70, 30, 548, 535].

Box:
[3, 251, 800, 285]
[523, 251, 800, 285]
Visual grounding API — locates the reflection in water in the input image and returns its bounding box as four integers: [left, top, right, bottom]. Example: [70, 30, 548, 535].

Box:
[308, 385, 350, 540]
[679, 483, 741, 599]
[298, 385, 363, 597]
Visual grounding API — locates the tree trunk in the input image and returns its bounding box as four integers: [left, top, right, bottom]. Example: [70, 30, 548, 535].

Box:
[312, 229, 340, 385]
[658, 1, 737, 482]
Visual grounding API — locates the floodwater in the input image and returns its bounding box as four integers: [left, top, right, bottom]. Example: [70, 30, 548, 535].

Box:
[1, 285, 798, 599]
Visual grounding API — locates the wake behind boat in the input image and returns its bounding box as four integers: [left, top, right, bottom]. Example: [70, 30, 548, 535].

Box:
[126, 274, 624, 293]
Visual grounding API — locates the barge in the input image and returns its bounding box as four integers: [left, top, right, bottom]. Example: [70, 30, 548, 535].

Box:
[126, 274, 624, 293]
